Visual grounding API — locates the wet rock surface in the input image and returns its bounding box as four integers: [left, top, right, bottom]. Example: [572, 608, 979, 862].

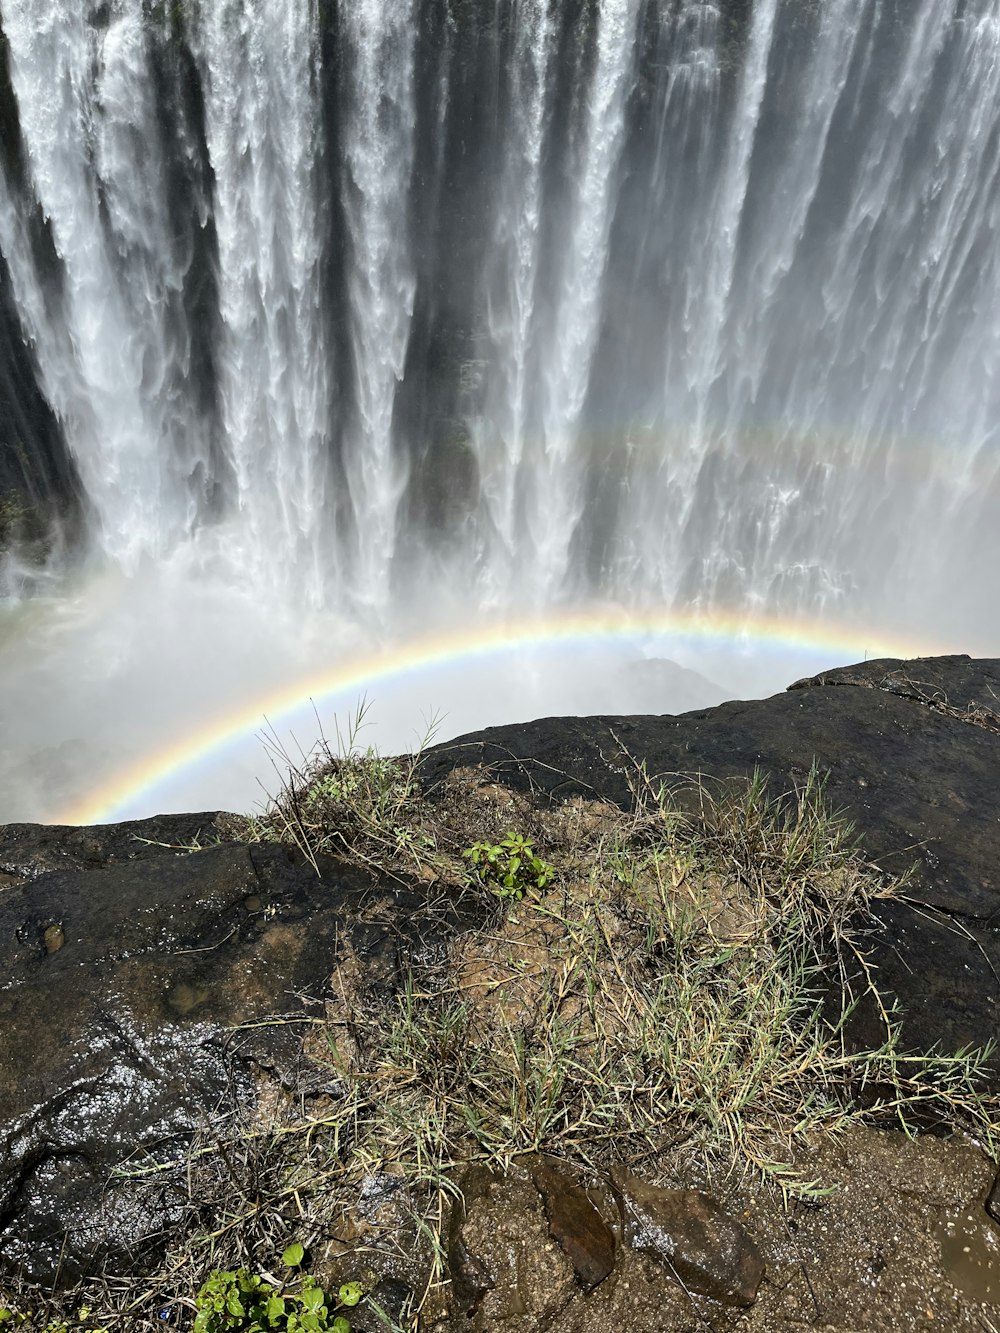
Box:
[0, 811, 234, 885]
[421, 653, 1000, 1067]
[447, 1167, 499, 1316]
[790, 654, 1000, 721]
[529, 1156, 616, 1292]
[445, 1166, 577, 1328]
[611, 1167, 764, 1306]
[431, 1130, 1000, 1331]
[0, 826, 483, 1281]
[988, 1169, 1000, 1225]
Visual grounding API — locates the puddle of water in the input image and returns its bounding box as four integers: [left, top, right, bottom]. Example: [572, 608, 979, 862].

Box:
[937, 1208, 1000, 1304]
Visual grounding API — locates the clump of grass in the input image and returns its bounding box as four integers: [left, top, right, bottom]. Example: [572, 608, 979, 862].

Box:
[327, 762, 996, 1202]
[239, 703, 445, 879]
[243, 736, 997, 1199]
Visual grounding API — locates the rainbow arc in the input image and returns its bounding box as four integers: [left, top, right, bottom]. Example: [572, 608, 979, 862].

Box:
[59, 607, 944, 825]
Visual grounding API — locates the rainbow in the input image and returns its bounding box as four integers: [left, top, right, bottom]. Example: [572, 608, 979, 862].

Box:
[58, 606, 948, 826]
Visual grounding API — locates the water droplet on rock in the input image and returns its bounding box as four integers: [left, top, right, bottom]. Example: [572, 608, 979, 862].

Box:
[611, 1166, 765, 1307]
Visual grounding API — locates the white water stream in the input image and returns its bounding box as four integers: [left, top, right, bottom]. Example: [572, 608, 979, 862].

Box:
[0, 0, 997, 821]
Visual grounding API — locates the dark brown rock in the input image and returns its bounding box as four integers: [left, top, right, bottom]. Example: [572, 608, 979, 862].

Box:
[610, 1166, 765, 1307]
[530, 1156, 615, 1291]
[0, 812, 235, 884]
[787, 655, 1000, 724]
[447, 1167, 497, 1316]
[447, 1167, 577, 1327]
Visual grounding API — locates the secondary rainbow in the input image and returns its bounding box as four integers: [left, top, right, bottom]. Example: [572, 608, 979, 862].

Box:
[59, 606, 946, 826]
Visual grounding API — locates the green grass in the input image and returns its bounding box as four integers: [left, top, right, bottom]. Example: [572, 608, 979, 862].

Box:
[237, 703, 443, 879]
[303, 759, 996, 1197]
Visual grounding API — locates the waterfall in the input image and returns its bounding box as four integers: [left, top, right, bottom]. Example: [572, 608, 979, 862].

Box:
[3, 0, 1000, 633]
[338, 0, 418, 615]
[192, 0, 333, 607]
[473, 0, 554, 595]
[1, 0, 1000, 818]
[525, 0, 640, 604]
[0, 0, 209, 566]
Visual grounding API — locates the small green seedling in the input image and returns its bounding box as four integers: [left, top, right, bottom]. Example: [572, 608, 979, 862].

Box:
[463, 833, 554, 900]
[0, 1311, 107, 1332]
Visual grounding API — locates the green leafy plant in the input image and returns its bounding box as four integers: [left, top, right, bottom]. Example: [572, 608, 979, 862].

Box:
[192, 1245, 363, 1333]
[0, 1313, 108, 1332]
[463, 832, 555, 899]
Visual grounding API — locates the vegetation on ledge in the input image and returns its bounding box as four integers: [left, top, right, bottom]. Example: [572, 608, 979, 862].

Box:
[3, 719, 998, 1330]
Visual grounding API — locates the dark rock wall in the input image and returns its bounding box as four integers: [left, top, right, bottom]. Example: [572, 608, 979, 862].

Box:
[0, 254, 81, 537]
[0, 31, 82, 543]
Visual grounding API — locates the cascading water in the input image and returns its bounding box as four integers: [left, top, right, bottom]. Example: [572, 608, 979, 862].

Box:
[338, 0, 418, 614]
[193, 0, 334, 608]
[524, 0, 640, 604]
[0, 0, 210, 565]
[471, 0, 554, 599]
[0, 0, 998, 821]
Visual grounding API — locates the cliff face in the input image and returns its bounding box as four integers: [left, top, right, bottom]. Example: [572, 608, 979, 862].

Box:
[0, 252, 83, 555]
[1, 654, 998, 1288]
